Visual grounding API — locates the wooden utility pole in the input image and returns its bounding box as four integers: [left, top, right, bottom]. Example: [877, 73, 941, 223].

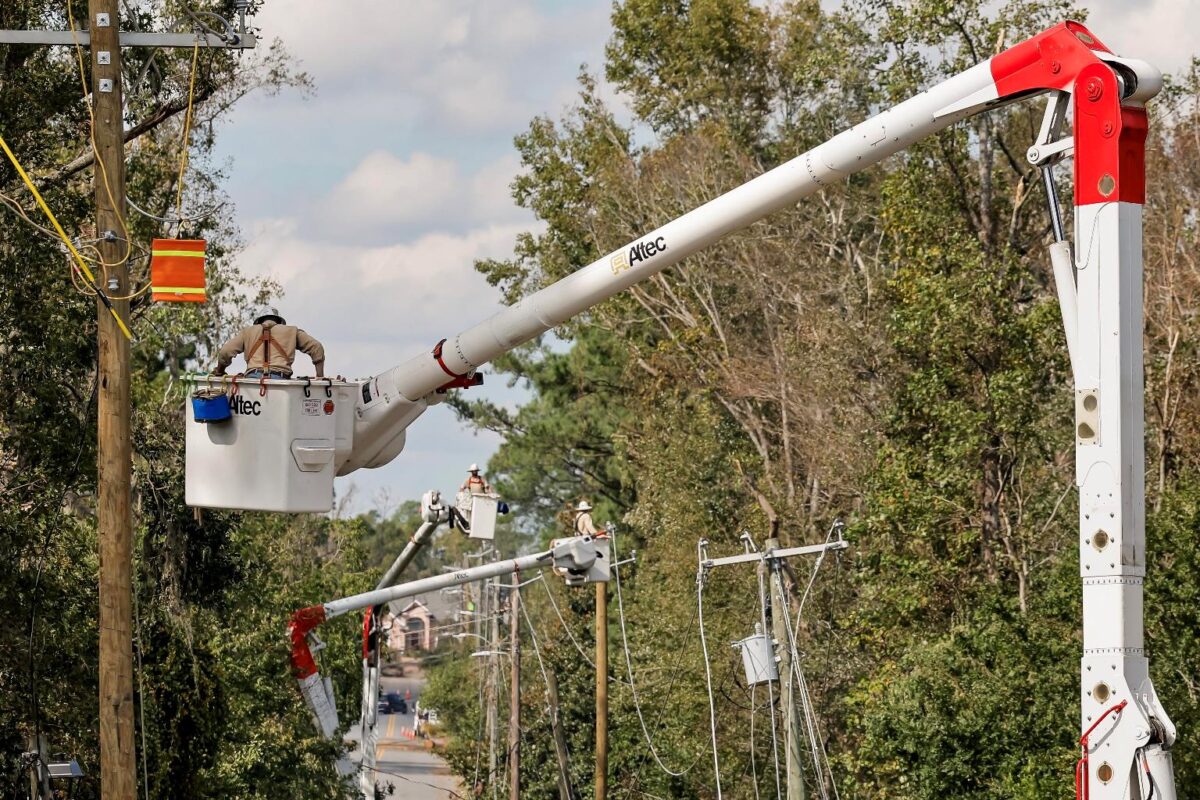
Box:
[90, 1, 136, 797]
[594, 581, 608, 800]
[508, 574, 521, 800]
[766, 539, 805, 800]
[545, 670, 576, 800]
[487, 577, 500, 794]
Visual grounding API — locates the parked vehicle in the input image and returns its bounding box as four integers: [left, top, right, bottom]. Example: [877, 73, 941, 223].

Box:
[385, 692, 407, 714]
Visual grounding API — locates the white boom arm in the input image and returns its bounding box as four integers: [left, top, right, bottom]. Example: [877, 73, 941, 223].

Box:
[331, 20, 1170, 798]
[338, 23, 1158, 479]
[288, 533, 610, 792]
[343, 55, 1008, 471]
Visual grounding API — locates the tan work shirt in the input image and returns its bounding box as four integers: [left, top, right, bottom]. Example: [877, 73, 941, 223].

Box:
[215, 320, 325, 377]
[460, 475, 492, 494]
[574, 511, 598, 537]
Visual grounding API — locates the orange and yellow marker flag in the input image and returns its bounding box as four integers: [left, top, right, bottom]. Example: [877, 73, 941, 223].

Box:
[150, 238, 207, 303]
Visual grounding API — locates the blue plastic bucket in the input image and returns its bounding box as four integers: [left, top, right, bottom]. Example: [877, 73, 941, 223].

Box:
[192, 392, 231, 423]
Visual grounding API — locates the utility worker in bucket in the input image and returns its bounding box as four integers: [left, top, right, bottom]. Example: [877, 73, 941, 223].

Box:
[460, 464, 492, 495]
[214, 308, 326, 379]
[573, 500, 598, 537]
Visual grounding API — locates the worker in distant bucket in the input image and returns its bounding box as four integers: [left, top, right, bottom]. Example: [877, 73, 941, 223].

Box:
[460, 464, 492, 495]
[213, 308, 326, 379]
[573, 500, 599, 537]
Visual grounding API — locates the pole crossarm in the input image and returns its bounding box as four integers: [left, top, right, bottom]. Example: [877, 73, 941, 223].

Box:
[0, 29, 256, 48]
[701, 539, 849, 570]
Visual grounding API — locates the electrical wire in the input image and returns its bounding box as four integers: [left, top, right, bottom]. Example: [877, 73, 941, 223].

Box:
[757, 561, 784, 800]
[786, 522, 845, 800]
[0, 191, 103, 297]
[126, 193, 226, 225]
[180, 3, 239, 42]
[0, 190, 63, 243]
[470, 650, 486, 791]
[776, 577, 838, 800]
[540, 575, 632, 687]
[1136, 747, 1156, 800]
[519, 592, 577, 795]
[541, 576, 598, 669]
[695, 563, 724, 799]
[611, 526, 694, 776]
[0, 133, 132, 338]
[627, 603, 698, 793]
[362, 763, 467, 800]
[749, 684, 761, 800]
[777, 579, 825, 799]
[793, 521, 842, 634]
[175, 43, 200, 221]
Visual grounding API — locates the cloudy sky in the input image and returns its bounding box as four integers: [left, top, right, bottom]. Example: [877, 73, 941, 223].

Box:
[210, 0, 1198, 516]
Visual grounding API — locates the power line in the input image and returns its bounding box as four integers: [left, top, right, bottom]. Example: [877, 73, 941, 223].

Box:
[695, 557, 723, 799]
[755, 553, 784, 800]
[627, 602, 698, 793]
[793, 521, 842, 634]
[775, 574, 838, 800]
[749, 684, 761, 800]
[610, 526, 694, 777]
[363, 763, 468, 800]
[540, 575, 631, 686]
[519, 590, 577, 795]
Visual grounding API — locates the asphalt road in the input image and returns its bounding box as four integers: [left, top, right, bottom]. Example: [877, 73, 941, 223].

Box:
[369, 674, 463, 799]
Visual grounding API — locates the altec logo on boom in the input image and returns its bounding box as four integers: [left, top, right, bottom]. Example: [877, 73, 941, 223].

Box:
[610, 236, 667, 275]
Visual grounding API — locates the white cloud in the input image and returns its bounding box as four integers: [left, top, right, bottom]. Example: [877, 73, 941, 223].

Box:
[319, 150, 524, 238]
[235, 216, 535, 379]
[321, 151, 458, 231]
[248, 0, 609, 133]
[1084, 1, 1199, 76]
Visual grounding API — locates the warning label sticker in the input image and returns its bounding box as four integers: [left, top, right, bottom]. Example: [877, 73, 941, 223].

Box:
[302, 399, 322, 417]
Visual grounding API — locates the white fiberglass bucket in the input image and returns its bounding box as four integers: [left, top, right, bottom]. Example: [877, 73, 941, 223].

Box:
[185, 375, 357, 512]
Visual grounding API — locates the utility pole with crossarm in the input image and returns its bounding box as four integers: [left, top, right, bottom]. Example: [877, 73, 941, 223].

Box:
[0, 7, 255, 797]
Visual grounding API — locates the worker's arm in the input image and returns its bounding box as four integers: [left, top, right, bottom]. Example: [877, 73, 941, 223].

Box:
[213, 329, 245, 375]
[297, 330, 326, 378]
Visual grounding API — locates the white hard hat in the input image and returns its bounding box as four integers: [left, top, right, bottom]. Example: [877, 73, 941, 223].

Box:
[253, 306, 286, 325]
[575, 500, 593, 512]
[468, 463, 480, 473]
